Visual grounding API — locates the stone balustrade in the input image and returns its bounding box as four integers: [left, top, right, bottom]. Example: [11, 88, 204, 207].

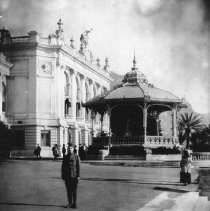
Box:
[92, 135, 178, 147]
[145, 136, 175, 147]
[11, 36, 30, 43]
[8, 33, 110, 77]
[192, 152, 210, 160]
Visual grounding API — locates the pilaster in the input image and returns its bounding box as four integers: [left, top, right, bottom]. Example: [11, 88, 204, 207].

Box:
[71, 70, 77, 120]
[81, 75, 86, 120]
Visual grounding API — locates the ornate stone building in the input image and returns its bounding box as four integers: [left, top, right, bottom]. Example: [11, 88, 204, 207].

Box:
[0, 52, 12, 124]
[0, 20, 112, 156]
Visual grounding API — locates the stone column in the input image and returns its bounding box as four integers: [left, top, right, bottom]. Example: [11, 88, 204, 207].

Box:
[81, 75, 86, 121]
[71, 124, 79, 146]
[81, 126, 89, 145]
[57, 126, 64, 156]
[71, 70, 77, 120]
[89, 80, 94, 98]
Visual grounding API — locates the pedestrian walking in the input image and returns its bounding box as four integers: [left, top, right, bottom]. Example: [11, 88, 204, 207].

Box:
[34, 144, 41, 159]
[62, 144, 66, 158]
[180, 149, 192, 186]
[78, 144, 83, 160]
[62, 144, 80, 209]
[52, 144, 59, 159]
[73, 145, 78, 155]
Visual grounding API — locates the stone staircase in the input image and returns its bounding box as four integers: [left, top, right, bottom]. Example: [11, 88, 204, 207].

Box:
[138, 191, 210, 211]
[170, 192, 210, 211]
[193, 195, 210, 211]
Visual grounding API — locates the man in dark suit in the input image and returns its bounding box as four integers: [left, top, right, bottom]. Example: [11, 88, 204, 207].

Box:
[62, 144, 80, 209]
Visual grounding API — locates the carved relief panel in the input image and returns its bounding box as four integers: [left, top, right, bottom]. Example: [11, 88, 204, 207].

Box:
[38, 60, 53, 76]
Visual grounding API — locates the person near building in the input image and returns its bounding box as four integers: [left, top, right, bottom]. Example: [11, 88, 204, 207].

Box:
[62, 144, 80, 209]
[180, 149, 193, 186]
[62, 144, 66, 158]
[34, 144, 41, 159]
[52, 144, 59, 159]
[73, 145, 78, 155]
[83, 144, 88, 160]
[78, 144, 83, 160]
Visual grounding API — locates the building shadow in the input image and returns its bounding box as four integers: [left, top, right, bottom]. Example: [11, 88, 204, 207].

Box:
[81, 177, 183, 186]
[0, 202, 66, 208]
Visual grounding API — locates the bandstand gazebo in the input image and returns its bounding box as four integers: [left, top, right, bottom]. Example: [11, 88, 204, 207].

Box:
[83, 56, 186, 151]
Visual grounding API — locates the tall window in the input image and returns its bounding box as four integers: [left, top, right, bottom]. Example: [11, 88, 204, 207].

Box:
[85, 82, 90, 121]
[65, 98, 71, 115]
[76, 77, 81, 117]
[41, 130, 51, 147]
[2, 83, 6, 112]
[64, 72, 70, 97]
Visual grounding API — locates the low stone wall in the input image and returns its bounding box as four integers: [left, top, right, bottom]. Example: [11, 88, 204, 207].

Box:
[98, 149, 109, 160]
[197, 168, 210, 200]
[10, 147, 60, 158]
[146, 154, 181, 161]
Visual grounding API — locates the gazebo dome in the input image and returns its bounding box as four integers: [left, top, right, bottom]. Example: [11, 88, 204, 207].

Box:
[122, 54, 148, 87]
[84, 55, 183, 107]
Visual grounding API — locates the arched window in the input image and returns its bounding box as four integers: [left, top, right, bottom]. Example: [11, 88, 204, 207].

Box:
[64, 72, 70, 96]
[64, 98, 71, 115]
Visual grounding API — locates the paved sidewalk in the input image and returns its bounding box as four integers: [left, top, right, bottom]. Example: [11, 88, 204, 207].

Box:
[0, 159, 200, 211]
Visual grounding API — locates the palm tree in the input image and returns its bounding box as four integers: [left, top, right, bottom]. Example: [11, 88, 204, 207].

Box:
[178, 112, 204, 149]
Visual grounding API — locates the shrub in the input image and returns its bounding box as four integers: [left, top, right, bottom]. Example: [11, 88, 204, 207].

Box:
[151, 147, 181, 155]
[109, 146, 146, 156]
[192, 144, 210, 152]
[87, 145, 107, 155]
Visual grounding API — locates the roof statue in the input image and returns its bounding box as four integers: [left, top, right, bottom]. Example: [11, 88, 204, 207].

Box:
[80, 28, 93, 49]
[103, 57, 109, 72]
[55, 18, 64, 39]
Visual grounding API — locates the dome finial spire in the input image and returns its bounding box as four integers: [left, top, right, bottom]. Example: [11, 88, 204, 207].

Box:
[131, 50, 138, 72]
[133, 50, 137, 69]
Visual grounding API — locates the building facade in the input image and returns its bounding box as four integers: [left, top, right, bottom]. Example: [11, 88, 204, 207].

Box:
[0, 20, 112, 156]
[0, 52, 12, 124]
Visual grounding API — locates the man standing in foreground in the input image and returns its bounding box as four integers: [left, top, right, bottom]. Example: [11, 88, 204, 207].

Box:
[62, 145, 80, 209]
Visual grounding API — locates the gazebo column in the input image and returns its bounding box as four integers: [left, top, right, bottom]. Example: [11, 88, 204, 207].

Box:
[91, 110, 95, 144]
[100, 112, 104, 134]
[107, 105, 112, 146]
[172, 106, 177, 137]
[156, 118, 160, 136]
[143, 103, 148, 144]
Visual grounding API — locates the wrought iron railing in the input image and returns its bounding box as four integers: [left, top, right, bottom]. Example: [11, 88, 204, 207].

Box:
[93, 136, 144, 146]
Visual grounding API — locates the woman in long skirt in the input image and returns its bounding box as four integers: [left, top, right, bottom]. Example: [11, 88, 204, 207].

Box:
[180, 149, 192, 185]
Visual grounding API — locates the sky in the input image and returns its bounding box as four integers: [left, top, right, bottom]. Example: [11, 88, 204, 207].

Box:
[0, 0, 210, 114]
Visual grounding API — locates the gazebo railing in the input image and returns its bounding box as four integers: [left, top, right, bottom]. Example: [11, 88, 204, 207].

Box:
[93, 136, 144, 146]
[145, 136, 176, 147]
[92, 135, 177, 147]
